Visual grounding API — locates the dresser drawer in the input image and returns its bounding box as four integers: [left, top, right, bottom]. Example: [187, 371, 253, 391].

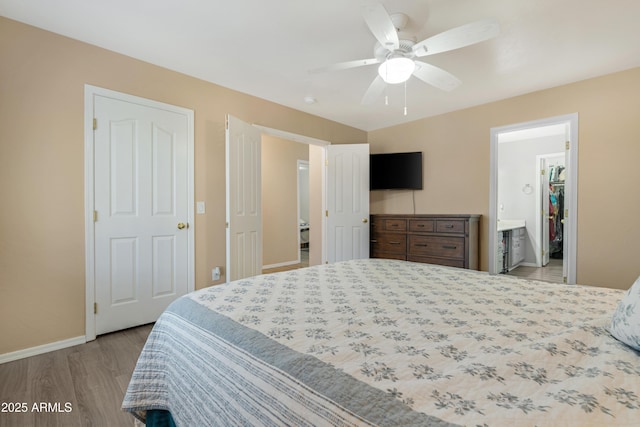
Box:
[409, 219, 434, 232]
[381, 218, 407, 232]
[436, 219, 465, 234]
[372, 250, 406, 261]
[371, 234, 407, 254]
[408, 235, 464, 259]
[407, 255, 465, 269]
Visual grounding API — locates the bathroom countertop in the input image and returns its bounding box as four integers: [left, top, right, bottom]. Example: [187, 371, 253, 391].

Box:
[497, 219, 526, 232]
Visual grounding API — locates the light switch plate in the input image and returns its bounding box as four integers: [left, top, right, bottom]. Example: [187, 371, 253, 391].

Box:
[196, 201, 206, 214]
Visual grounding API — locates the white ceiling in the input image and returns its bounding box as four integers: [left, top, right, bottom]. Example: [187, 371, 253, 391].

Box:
[2, 0, 640, 131]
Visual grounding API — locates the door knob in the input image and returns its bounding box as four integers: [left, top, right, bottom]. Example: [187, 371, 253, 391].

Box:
[177, 222, 187, 230]
[362, 218, 368, 223]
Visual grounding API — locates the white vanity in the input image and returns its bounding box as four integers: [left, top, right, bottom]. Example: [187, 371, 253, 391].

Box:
[496, 220, 526, 273]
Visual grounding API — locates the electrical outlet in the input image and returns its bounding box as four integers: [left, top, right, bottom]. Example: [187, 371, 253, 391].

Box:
[212, 266, 221, 281]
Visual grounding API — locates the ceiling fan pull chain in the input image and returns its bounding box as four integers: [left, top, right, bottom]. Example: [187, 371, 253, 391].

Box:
[404, 81, 408, 116]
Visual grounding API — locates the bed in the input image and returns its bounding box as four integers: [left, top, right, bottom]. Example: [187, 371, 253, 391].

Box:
[123, 259, 640, 426]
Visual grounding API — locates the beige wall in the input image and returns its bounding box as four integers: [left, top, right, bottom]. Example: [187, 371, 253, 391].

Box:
[369, 67, 640, 290]
[2, 15, 639, 357]
[0, 17, 366, 355]
[261, 135, 309, 267]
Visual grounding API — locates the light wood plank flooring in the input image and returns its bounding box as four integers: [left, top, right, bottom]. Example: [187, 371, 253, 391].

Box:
[0, 324, 153, 427]
[263, 248, 309, 274]
[506, 258, 564, 283]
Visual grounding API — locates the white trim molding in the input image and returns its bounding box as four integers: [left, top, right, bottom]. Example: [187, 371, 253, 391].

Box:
[0, 336, 86, 364]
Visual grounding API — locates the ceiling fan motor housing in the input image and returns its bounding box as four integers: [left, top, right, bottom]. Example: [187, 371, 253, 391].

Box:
[374, 35, 416, 61]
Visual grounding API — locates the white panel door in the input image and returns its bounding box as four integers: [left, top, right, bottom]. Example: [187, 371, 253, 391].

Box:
[93, 94, 191, 335]
[562, 132, 570, 283]
[226, 115, 262, 282]
[540, 158, 550, 266]
[327, 144, 370, 263]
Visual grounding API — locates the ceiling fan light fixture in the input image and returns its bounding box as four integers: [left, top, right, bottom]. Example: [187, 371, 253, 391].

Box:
[378, 56, 415, 84]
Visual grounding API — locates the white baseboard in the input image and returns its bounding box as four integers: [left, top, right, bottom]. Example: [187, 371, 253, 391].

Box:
[0, 336, 86, 364]
[262, 259, 300, 270]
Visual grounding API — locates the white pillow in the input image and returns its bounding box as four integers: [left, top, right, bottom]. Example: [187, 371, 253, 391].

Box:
[610, 276, 640, 351]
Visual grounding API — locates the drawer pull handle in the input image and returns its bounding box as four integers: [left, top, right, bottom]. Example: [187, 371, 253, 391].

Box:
[370, 239, 378, 243]
[415, 243, 428, 247]
[417, 224, 425, 227]
[442, 245, 457, 249]
[444, 225, 454, 228]
[390, 224, 399, 227]
[389, 241, 401, 245]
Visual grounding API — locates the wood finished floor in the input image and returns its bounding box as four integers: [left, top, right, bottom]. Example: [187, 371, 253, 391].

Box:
[0, 324, 152, 427]
[506, 258, 564, 283]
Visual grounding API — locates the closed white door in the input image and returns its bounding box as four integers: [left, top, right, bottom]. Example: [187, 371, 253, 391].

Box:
[92, 93, 193, 335]
[326, 144, 370, 263]
[226, 115, 262, 282]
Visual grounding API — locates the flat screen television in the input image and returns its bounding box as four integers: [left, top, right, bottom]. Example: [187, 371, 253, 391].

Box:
[370, 151, 423, 190]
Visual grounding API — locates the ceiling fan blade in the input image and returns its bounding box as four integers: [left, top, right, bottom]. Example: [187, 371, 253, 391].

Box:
[412, 19, 500, 57]
[412, 61, 461, 92]
[362, 4, 399, 51]
[361, 75, 387, 105]
[309, 58, 380, 74]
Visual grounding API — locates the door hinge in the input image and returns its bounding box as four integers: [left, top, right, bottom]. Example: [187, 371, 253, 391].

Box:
[563, 276, 567, 284]
[225, 115, 229, 130]
[93, 118, 97, 130]
[565, 141, 570, 150]
[541, 249, 545, 256]
[564, 209, 568, 218]
[325, 159, 329, 166]
[541, 169, 545, 176]
[325, 210, 328, 217]
[93, 210, 98, 222]
[225, 222, 229, 228]
[94, 302, 98, 314]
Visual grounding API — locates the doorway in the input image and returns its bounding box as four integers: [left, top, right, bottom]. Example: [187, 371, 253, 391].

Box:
[489, 114, 578, 284]
[227, 122, 370, 281]
[260, 136, 318, 273]
[298, 160, 310, 268]
[84, 85, 195, 340]
[227, 123, 329, 281]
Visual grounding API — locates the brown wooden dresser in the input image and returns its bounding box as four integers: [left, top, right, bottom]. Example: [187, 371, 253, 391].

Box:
[370, 214, 480, 270]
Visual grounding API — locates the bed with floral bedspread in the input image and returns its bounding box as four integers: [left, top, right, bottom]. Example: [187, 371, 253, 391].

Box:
[123, 258, 640, 426]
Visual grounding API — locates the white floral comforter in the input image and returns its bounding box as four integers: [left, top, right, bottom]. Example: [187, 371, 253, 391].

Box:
[186, 259, 640, 426]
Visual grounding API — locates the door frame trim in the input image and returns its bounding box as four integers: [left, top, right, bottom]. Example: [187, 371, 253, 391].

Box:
[84, 85, 195, 341]
[488, 113, 578, 283]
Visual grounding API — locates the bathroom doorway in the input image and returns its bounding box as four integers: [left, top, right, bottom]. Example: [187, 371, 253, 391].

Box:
[298, 160, 310, 268]
[489, 114, 578, 284]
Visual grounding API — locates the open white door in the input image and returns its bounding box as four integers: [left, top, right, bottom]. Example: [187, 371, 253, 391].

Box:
[562, 129, 571, 283]
[226, 115, 262, 282]
[326, 144, 370, 263]
[540, 158, 550, 267]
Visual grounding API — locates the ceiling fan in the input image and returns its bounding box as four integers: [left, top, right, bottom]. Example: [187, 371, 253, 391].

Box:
[312, 4, 500, 106]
